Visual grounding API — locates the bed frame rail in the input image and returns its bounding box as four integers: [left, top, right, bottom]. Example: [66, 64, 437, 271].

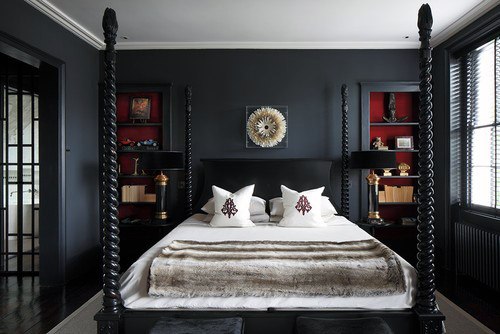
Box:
[95, 4, 444, 333]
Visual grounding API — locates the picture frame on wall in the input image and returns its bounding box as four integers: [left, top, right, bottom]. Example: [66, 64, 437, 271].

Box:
[395, 136, 414, 150]
[129, 97, 152, 121]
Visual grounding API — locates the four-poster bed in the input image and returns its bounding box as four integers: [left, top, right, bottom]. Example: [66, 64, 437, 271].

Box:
[95, 4, 445, 333]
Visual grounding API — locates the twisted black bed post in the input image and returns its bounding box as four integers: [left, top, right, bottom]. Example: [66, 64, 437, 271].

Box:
[95, 8, 122, 334]
[341, 84, 349, 218]
[185, 85, 193, 216]
[415, 4, 445, 333]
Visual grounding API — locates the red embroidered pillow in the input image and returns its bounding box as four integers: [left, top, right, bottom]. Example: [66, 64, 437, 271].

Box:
[209, 185, 256, 227]
[278, 185, 326, 227]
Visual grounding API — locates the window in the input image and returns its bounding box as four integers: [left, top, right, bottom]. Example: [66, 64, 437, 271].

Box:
[452, 37, 500, 213]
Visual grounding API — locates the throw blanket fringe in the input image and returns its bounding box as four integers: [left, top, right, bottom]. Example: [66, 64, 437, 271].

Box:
[149, 239, 406, 298]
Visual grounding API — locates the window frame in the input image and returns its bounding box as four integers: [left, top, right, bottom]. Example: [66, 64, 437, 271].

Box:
[459, 36, 500, 216]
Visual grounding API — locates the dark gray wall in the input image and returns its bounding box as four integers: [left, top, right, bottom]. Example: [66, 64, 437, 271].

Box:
[0, 0, 100, 282]
[115, 49, 419, 222]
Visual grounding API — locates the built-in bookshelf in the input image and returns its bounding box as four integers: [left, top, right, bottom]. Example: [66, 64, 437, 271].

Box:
[361, 82, 420, 224]
[360, 82, 420, 265]
[115, 84, 172, 223]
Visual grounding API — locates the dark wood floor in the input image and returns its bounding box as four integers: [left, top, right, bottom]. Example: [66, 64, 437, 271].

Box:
[437, 269, 500, 333]
[0, 274, 100, 334]
[0, 270, 499, 334]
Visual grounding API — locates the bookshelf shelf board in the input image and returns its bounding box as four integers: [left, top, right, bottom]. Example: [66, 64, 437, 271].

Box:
[381, 149, 419, 152]
[379, 202, 417, 205]
[117, 149, 160, 153]
[370, 122, 419, 126]
[358, 222, 416, 228]
[117, 122, 162, 127]
[379, 175, 419, 179]
[119, 202, 155, 205]
[118, 175, 153, 179]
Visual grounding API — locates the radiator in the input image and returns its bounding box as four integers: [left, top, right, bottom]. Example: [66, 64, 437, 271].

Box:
[455, 222, 500, 291]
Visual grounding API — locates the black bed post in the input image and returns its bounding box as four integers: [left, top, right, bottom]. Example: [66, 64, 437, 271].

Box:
[185, 85, 193, 216]
[95, 8, 122, 334]
[415, 4, 445, 333]
[341, 84, 350, 218]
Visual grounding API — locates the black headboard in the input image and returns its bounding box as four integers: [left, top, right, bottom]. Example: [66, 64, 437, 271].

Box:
[194, 159, 335, 211]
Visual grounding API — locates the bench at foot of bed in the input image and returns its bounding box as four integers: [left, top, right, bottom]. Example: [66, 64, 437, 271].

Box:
[296, 316, 393, 334]
[150, 317, 244, 334]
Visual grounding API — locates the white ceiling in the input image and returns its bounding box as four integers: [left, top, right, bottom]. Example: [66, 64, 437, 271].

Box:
[25, 0, 499, 49]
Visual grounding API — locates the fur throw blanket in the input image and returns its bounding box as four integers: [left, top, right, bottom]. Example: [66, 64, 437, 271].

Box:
[148, 239, 406, 298]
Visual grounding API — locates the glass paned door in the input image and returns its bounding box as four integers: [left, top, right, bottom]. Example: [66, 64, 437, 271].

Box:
[0, 54, 40, 275]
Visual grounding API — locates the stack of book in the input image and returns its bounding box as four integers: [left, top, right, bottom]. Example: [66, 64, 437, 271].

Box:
[121, 185, 156, 202]
[379, 185, 414, 203]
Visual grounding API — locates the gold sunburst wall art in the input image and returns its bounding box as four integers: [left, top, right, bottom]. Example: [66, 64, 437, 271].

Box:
[246, 106, 288, 148]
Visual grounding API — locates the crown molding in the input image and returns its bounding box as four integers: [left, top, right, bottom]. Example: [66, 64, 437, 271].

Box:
[115, 41, 420, 50]
[24, 0, 104, 49]
[432, 0, 499, 46]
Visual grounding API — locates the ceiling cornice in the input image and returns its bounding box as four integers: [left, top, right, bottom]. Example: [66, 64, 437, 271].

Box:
[115, 41, 420, 50]
[24, 0, 104, 49]
[432, 1, 499, 46]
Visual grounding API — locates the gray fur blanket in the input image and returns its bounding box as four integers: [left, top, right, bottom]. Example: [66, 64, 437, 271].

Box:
[148, 239, 406, 298]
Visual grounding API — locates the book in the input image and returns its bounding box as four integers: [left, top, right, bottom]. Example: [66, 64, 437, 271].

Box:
[121, 185, 147, 202]
[379, 190, 386, 202]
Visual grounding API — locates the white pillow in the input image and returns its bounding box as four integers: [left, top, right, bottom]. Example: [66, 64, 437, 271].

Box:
[270, 196, 337, 218]
[209, 185, 256, 227]
[278, 185, 326, 228]
[201, 196, 266, 216]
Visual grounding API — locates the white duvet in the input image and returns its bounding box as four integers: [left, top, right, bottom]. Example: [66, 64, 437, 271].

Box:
[120, 214, 417, 310]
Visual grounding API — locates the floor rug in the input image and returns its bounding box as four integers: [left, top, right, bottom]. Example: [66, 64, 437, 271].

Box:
[48, 291, 494, 333]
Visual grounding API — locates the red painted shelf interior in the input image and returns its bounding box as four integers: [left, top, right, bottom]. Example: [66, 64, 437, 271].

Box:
[369, 91, 419, 222]
[116, 91, 163, 221]
[369, 92, 417, 123]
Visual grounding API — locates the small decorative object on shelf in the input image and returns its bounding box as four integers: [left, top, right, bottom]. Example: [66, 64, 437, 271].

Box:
[399, 217, 417, 226]
[395, 136, 414, 150]
[136, 139, 159, 150]
[118, 138, 136, 148]
[120, 217, 144, 224]
[398, 162, 411, 176]
[129, 97, 151, 123]
[383, 93, 408, 123]
[132, 157, 140, 176]
[372, 137, 388, 150]
[246, 106, 288, 148]
[382, 167, 393, 176]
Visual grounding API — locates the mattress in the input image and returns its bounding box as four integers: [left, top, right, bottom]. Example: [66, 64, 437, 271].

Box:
[120, 214, 417, 310]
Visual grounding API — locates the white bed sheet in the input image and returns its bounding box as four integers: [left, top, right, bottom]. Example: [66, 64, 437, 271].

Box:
[120, 214, 417, 310]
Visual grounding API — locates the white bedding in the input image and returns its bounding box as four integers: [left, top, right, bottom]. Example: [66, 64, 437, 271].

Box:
[120, 214, 417, 310]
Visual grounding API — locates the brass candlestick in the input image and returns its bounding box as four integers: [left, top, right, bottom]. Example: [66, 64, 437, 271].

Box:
[154, 171, 169, 220]
[366, 171, 381, 224]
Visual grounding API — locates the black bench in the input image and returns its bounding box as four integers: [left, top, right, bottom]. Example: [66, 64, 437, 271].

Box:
[296, 317, 394, 334]
[149, 317, 244, 334]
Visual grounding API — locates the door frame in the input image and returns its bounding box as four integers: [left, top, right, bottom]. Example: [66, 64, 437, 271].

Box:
[0, 31, 66, 286]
